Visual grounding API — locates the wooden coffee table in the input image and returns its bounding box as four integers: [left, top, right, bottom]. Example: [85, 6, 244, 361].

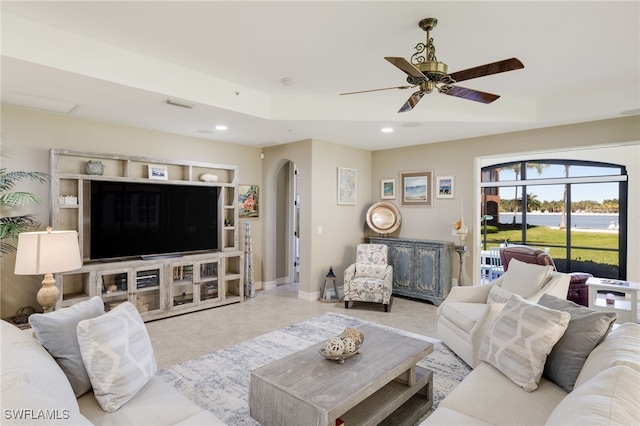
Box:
[249, 324, 433, 426]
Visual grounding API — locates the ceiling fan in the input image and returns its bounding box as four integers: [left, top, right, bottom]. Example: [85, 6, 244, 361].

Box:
[341, 18, 524, 113]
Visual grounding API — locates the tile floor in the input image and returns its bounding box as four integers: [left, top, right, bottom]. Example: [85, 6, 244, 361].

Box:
[147, 283, 439, 369]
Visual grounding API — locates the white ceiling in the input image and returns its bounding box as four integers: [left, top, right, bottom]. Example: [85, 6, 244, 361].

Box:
[2, 1, 639, 151]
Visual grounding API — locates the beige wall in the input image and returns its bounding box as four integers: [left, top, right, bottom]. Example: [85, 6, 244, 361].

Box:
[2, 105, 638, 318]
[372, 116, 640, 283]
[262, 139, 371, 299]
[0, 106, 263, 318]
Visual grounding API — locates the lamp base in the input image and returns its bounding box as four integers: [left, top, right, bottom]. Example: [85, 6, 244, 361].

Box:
[37, 273, 60, 313]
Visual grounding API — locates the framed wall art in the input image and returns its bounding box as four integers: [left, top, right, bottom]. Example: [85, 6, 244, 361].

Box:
[337, 167, 357, 205]
[381, 178, 396, 200]
[238, 184, 259, 218]
[436, 175, 455, 199]
[148, 165, 168, 180]
[401, 170, 433, 206]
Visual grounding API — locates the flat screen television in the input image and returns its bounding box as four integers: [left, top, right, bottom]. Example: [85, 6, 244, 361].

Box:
[90, 181, 219, 261]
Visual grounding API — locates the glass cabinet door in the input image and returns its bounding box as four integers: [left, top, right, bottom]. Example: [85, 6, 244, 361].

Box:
[171, 263, 196, 308]
[99, 270, 129, 312]
[199, 260, 219, 302]
[134, 267, 163, 314]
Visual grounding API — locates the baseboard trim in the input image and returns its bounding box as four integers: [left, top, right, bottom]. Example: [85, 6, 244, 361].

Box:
[298, 289, 320, 301]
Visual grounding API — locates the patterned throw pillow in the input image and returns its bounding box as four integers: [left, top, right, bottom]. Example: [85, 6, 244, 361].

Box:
[77, 302, 157, 412]
[479, 294, 570, 392]
[354, 263, 387, 279]
[487, 285, 513, 304]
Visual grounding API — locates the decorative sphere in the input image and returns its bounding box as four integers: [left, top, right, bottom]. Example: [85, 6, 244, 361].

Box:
[342, 327, 361, 344]
[325, 337, 345, 355]
[342, 338, 357, 354]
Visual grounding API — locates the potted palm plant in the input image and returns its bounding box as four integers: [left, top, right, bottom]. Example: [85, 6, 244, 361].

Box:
[0, 168, 49, 254]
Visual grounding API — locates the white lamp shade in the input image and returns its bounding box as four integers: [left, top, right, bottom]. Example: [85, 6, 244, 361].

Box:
[14, 230, 82, 275]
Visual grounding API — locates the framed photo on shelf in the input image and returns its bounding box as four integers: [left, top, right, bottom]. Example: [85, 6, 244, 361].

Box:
[401, 170, 433, 206]
[381, 178, 396, 199]
[148, 165, 168, 180]
[238, 184, 259, 218]
[337, 167, 357, 205]
[436, 175, 455, 199]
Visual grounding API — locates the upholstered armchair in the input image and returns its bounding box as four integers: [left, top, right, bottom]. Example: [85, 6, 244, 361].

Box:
[344, 244, 393, 312]
[499, 245, 556, 271]
[437, 259, 570, 367]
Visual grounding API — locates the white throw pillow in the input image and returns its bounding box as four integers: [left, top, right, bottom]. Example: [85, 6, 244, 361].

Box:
[499, 259, 553, 299]
[487, 285, 513, 304]
[77, 301, 157, 412]
[28, 296, 106, 397]
[478, 294, 570, 392]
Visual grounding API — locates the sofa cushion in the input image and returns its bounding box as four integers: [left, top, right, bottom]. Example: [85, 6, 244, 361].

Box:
[1, 321, 92, 425]
[77, 301, 157, 412]
[438, 302, 490, 333]
[77, 376, 225, 425]
[478, 294, 570, 392]
[499, 259, 553, 299]
[537, 294, 617, 392]
[436, 363, 567, 425]
[545, 365, 640, 425]
[575, 322, 640, 388]
[28, 296, 105, 397]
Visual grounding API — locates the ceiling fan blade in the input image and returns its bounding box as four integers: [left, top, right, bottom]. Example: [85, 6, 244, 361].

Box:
[448, 58, 524, 83]
[385, 57, 425, 80]
[340, 85, 414, 96]
[398, 91, 425, 113]
[443, 86, 500, 104]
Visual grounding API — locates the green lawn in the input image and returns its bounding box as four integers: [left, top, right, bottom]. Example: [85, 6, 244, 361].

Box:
[484, 226, 619, 265]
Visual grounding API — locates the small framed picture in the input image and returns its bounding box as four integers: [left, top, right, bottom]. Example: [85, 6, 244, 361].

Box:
[381, 178, 396, 199]
[148, 165, 168, 180]
[238, 184, 259, 218]
[337, 167, 357, 205]
[436, 175, 455, 199]
[401, 170, 433, 206]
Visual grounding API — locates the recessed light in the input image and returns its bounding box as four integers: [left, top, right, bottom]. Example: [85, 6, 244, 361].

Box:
[381, 127, 394, 133]
[215, 125, 228, 131]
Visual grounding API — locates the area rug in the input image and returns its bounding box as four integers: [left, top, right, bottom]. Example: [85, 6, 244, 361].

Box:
[158, 312, 471, 425]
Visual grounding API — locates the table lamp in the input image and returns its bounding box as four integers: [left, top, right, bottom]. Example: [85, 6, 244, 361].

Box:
[14, 227, 82, 313]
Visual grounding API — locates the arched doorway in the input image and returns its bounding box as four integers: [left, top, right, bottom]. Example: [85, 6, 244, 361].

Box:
[274, 160, 298, 286]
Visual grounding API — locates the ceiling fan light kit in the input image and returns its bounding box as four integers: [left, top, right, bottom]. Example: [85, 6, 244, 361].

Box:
[341, 17, 524, 113]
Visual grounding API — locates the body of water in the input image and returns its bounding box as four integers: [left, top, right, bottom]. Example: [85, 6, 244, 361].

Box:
[497, 213, 618, 229]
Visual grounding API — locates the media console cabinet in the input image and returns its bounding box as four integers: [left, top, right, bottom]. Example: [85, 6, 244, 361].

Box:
[50, 149, 244, 320]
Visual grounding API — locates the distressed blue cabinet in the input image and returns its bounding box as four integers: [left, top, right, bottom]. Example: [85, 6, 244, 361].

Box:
[371, 237, 454, 306]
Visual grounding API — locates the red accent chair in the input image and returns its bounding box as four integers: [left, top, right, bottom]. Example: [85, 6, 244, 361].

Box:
[499, 245, 556, 271]
[499, 245, 590, 306]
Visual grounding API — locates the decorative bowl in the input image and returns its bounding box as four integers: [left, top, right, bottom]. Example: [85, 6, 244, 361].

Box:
[319, 329, 365, 364]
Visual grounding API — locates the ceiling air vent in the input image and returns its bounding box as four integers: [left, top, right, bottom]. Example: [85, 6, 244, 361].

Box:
[166, 98, 196, 109]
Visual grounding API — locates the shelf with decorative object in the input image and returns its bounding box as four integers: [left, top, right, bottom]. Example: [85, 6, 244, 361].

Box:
[50, 149, 244, 320]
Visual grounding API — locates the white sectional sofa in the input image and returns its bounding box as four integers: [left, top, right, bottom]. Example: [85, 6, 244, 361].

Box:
[0, 302, 224, 425]
[423, 318, 640, 425]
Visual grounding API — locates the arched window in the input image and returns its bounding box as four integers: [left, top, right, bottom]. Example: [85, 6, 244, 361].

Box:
[480, 160, 628, 279]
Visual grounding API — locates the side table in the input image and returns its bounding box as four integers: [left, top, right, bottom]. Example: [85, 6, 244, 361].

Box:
[586, 277, 640, 324]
